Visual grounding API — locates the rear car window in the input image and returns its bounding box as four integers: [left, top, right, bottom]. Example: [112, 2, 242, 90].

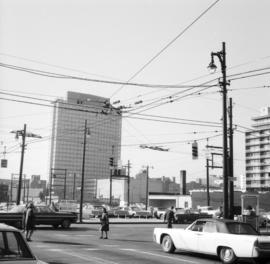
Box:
[226, 223, 258, 235]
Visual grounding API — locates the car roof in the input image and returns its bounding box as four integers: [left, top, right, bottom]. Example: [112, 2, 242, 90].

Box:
[196, 218, 245, 224]
[0, 223, 18, 231]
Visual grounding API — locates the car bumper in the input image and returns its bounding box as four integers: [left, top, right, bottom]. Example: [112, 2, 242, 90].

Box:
[253, 247, 270, 258]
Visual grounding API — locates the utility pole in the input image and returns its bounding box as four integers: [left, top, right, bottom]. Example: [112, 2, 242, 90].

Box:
[79, 120, 88, 223]
[145, 166, 149, 210]
[63, 169, 67, 200]
[109, 168, 112, 205]
[208, 42, 230, 219]
[127, 160, 130, 206]
[229, 98, 234, 219]
[206, 158, 210, 206]
[17, 124, 26, 205]
[73, 173, 76, 200]
[10, 124, 42, 205]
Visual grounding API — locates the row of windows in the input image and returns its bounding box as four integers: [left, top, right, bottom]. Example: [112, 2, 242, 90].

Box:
[246, 173, 270, 177]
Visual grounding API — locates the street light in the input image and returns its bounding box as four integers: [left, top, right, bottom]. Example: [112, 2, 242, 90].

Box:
[208, 42, 230, 219]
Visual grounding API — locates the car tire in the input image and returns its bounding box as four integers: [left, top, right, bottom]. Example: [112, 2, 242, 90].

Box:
[161, 235, 175, 253]
[219, 247, 237, 264]
[61, 219, 71, 229]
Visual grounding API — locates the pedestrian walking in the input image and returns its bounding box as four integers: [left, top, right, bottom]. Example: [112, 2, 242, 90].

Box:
[25, 202, 36, 241]
[99, 207, 109, 239]
[165, 206, 175, 229]
[21, 203, 28, 233]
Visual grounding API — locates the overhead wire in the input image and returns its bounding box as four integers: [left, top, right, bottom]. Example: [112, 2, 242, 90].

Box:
[109, 0, 221, 98]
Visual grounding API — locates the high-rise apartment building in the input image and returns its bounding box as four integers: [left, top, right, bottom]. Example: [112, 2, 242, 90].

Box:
[49, 92, 122, 201]
[245, 107, 270, 192]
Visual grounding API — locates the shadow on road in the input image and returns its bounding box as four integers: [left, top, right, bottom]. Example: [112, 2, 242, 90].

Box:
[36, 226, 98, 231]
[41, 240, 89, 246]
[175, 251, 220, 263]
[112, 238, 152, 243]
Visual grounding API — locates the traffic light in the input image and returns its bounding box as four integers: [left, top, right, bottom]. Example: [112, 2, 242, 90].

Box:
[109, 157, 114, 167]
[192, 141, 198, 159]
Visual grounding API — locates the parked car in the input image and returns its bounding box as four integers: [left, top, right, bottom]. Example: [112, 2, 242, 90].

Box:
[0, 204, 77, 229]
[0, 223, 48, 263]
[175, 208, 211, 224]
[198, 206, 219, 216]
[259, 210, 270, 227]
[91, 205, 105, 218]
[114, 207, 136, 218]
[153, 208, 167, 219]
[130, 207, 152, 218]
[153, 218, 270, 264]
[81, 204, 94, 219]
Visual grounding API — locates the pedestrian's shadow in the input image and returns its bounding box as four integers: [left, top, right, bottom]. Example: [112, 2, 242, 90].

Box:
[37, 226, 97, 231]
[41, 240, 88, 246]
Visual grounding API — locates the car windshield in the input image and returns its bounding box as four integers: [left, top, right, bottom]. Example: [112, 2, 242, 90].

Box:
[0, 231, 35, 261]
[226, 222, 258, 235]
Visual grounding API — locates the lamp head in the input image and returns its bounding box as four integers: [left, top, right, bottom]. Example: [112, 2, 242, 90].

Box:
[208, 54, 217, 74]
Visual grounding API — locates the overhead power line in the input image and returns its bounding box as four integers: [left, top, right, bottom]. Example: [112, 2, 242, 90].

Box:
[110, 0, 221, 98]
[0, 62, 216, 89]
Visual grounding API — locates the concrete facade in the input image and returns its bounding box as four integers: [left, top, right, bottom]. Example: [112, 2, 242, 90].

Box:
[245, 107, 270, 191]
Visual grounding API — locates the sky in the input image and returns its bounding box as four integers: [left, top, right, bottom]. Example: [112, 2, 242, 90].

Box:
[0, 0, 270, 186]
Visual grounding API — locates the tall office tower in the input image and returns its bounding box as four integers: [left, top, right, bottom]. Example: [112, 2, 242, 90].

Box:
[49, 92, 122, 201]
[245, 107, 270, 192]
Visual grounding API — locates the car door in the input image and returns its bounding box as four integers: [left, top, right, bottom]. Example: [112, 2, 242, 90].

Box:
[197, 221, 218, 255]
[179, 220, 206, 251]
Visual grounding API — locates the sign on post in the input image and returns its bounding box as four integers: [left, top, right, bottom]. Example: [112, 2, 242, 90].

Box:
[1, 159, 7, 168]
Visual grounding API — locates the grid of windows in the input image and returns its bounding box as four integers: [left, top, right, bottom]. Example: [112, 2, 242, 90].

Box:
[50, 92, 122, 201]
[245, 111, 270, 191]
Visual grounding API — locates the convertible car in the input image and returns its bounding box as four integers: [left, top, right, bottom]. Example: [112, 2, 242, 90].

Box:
[0, 205, 77, 229]
[153, 218, 270, 264]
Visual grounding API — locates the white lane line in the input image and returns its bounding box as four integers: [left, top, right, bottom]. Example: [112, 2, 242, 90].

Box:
[55, 234, 95, 237]
[121, 248, 199, 264]
[61, 250, 121, 264]
[84, 248, 102, 251]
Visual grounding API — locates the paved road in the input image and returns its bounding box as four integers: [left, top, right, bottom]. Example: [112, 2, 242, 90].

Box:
[27, 224, 254, 264]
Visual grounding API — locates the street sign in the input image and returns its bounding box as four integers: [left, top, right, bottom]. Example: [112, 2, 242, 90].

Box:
[1, 159, 7, 168]
[228, 176, 237, 181]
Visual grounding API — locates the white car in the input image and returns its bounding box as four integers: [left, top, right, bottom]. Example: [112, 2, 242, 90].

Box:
[0, 223, 48, 264]
[153, 218, 270, 264]
[198, 206, 219, 216]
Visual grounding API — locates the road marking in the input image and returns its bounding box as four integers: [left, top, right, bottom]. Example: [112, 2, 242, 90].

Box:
[55, 234, 95, 237]
[61, 250, 121, 264]
[121, 248, 199, 264]
[103, 244, 119, 247]
[84, 248, 102, 251]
